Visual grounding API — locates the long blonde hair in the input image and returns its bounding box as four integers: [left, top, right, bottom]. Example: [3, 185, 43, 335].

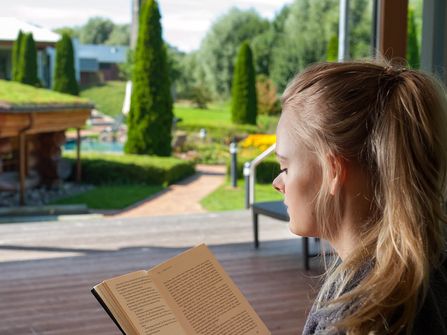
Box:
[282, 61, 447, 334]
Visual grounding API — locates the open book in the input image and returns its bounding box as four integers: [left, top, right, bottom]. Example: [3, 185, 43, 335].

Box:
[91, 244, 271, 335]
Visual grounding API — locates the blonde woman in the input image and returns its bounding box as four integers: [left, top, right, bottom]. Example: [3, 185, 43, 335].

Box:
[273, 61, 447, 334]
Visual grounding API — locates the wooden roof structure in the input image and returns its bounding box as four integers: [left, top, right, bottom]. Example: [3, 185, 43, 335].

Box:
[0, 80, 93, 205]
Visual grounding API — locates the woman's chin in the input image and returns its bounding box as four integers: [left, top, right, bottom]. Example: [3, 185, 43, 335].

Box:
[288, 220, 318, 238]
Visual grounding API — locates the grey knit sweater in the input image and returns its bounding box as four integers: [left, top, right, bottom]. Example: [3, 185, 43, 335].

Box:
[302, 257, 447, 335]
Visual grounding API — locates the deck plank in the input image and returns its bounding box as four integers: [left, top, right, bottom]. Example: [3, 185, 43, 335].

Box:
[0, 210, 323, 335]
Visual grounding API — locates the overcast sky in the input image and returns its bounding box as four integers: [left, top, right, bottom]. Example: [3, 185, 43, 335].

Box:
[1, 0, 293, 51]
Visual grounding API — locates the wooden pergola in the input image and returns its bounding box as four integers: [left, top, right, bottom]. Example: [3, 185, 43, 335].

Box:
[0, 103, 92, 205]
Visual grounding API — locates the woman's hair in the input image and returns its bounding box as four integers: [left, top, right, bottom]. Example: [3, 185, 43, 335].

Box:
[281, 60, 447, 334]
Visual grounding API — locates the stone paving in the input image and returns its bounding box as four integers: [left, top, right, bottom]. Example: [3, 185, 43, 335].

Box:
[113, 164, 227, 218]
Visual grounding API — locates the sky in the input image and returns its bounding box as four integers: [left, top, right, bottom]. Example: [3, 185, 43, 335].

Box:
[1, 0, 293, 52]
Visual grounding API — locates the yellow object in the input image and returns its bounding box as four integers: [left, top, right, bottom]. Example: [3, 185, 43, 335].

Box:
[239, 134, 276, 152]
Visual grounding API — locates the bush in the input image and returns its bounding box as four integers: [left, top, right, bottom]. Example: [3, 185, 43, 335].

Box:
[227, 157, 279, 184]
[64, 153, 195, 185]
[256, 75, 281, 115]
[17, 33, 39, 86]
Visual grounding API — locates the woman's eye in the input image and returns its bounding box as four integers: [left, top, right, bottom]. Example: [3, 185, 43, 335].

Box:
[279, 168, 288, 175]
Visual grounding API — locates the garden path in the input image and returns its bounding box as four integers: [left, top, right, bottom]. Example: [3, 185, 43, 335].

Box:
[113, 164, 227, 217]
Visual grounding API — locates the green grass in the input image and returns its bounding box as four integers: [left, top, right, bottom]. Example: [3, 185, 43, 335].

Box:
[80, 81, 126, 117]
[51, 184, 164, 209]
[0, 79, 90, 106]
[200, 179, 283, 211]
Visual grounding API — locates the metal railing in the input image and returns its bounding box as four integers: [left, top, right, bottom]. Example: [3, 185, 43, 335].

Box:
[243, 143, 276, 209]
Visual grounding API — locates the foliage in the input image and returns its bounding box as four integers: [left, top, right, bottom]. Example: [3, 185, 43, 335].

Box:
[271, 0, 339, 92]
[407, 6, 420, 69]
[255, 75, 280, 115]
[53, 26, 80, 39]
[231, 42, 257, 125]
[80, 81, 126, 117]
[16, 33, 39, 86]
[106, 24, 131, 46]
[200, 178, 283, 212]
[349, 0, 372, 59]
[0, 79, 89, 105]
[53, 33, 79, 96]
[189, 85, 212, 109]
[79, 17, 115, 44]
[11, 30, 23, 81]
[64, 152, 195, 185]
[199, 8, 269, 98]
[228, 157, 280, 184]
[118, 49, 134, 80]
[125, 0, 173, 156]
[327, 35, 338, 62]
[51, 184, 164, 209]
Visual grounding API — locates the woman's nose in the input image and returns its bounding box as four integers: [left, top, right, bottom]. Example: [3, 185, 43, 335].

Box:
[272, 175, 284, 193]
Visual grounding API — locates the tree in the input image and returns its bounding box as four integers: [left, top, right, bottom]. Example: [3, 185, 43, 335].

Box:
[106, 24, 131, 46]
[80, 17, 114, 44]
[199, 8, 269, 98]
[256, 74, 280, 115]
[53, 33, 79, 96]
[11, 30, 23, 81]
[125, 0, 173, 156]
[231, 42, 257, 125]
[16, 33, 39, 86]
[407, 6, 420, 69]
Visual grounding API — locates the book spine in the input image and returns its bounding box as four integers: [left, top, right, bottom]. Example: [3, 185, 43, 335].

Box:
[91, 288, 126, 335]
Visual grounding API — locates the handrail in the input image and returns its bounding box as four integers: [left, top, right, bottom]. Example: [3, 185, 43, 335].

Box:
[244, 143, 276, 208]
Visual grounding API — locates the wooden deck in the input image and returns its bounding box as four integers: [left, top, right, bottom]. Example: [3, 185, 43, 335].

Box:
[0, 210, 323, 335]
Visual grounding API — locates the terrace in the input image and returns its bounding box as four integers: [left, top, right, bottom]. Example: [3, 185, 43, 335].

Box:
[0, 211, 322, 335]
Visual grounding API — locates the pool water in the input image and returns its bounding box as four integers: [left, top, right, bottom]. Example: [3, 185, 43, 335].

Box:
[64, 139, 124, 153]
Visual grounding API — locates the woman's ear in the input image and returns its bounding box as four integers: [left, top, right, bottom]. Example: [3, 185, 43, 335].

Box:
[327, 154, 347, 196]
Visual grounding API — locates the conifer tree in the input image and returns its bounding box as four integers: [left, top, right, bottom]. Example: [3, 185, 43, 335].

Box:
[17, 33, 39, 86]
[11, 30, 23, 81]
[125, 0, 173, 156]
[231, 42, 257, 125]
[53, 33, 79, 95]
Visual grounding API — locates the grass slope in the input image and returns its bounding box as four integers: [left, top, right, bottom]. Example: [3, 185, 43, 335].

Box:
[80, 81, 126, 117]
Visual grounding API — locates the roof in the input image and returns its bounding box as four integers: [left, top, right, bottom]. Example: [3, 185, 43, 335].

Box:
[0, 80, 93, 113]
[77, 44, 128, 64]
[0, 17, 60, 43]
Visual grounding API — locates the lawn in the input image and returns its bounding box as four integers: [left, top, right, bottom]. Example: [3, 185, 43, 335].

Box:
[51, 184, 164, 210]
[80, 81, 126, 117]
[200, 179, 283, 211]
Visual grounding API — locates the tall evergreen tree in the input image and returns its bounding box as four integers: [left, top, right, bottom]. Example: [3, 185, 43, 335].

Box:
[11, 30, 23, 81]
[407, 7, 420, 69]
[53, 33, 79, 95]
[231, 42, 257, 125]
[17, 33, 39, 86]
[125, 0, 173, 156]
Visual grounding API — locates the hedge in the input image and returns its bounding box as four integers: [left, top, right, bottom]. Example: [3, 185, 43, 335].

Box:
[226, 157, 280, 184]
[64, 153, 195, 185]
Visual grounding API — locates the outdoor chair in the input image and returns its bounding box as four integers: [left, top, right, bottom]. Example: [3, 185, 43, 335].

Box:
[244, 143, 319, 271]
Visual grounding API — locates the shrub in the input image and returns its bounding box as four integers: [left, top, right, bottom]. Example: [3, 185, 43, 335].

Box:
[239, 134, 276, 152]
[64, 153, 195, 185]
[227, 157, 279, 184]
[231, 42, 257, 125]
[125, 0, 173, 156]
[53, 33, 79, 96]
[256, 75, 281, 115]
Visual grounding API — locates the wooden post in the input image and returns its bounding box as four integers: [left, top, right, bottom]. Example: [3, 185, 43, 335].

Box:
[377, 0, 409, 62]
[19, 133, 26, 206]
[76, 128, 81, 183]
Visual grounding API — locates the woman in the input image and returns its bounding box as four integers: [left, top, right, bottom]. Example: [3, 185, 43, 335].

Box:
[272, 61, 447, 334]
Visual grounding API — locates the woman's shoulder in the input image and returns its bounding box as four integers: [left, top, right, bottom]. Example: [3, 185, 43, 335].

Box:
[412, 254, 447, 334]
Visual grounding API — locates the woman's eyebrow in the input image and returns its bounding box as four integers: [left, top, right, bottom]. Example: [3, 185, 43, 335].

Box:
[275, 152, 288, 161]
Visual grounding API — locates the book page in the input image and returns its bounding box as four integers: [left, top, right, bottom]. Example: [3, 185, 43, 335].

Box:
[104, 270, 186, 335]
[149, 244, 271, 335]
